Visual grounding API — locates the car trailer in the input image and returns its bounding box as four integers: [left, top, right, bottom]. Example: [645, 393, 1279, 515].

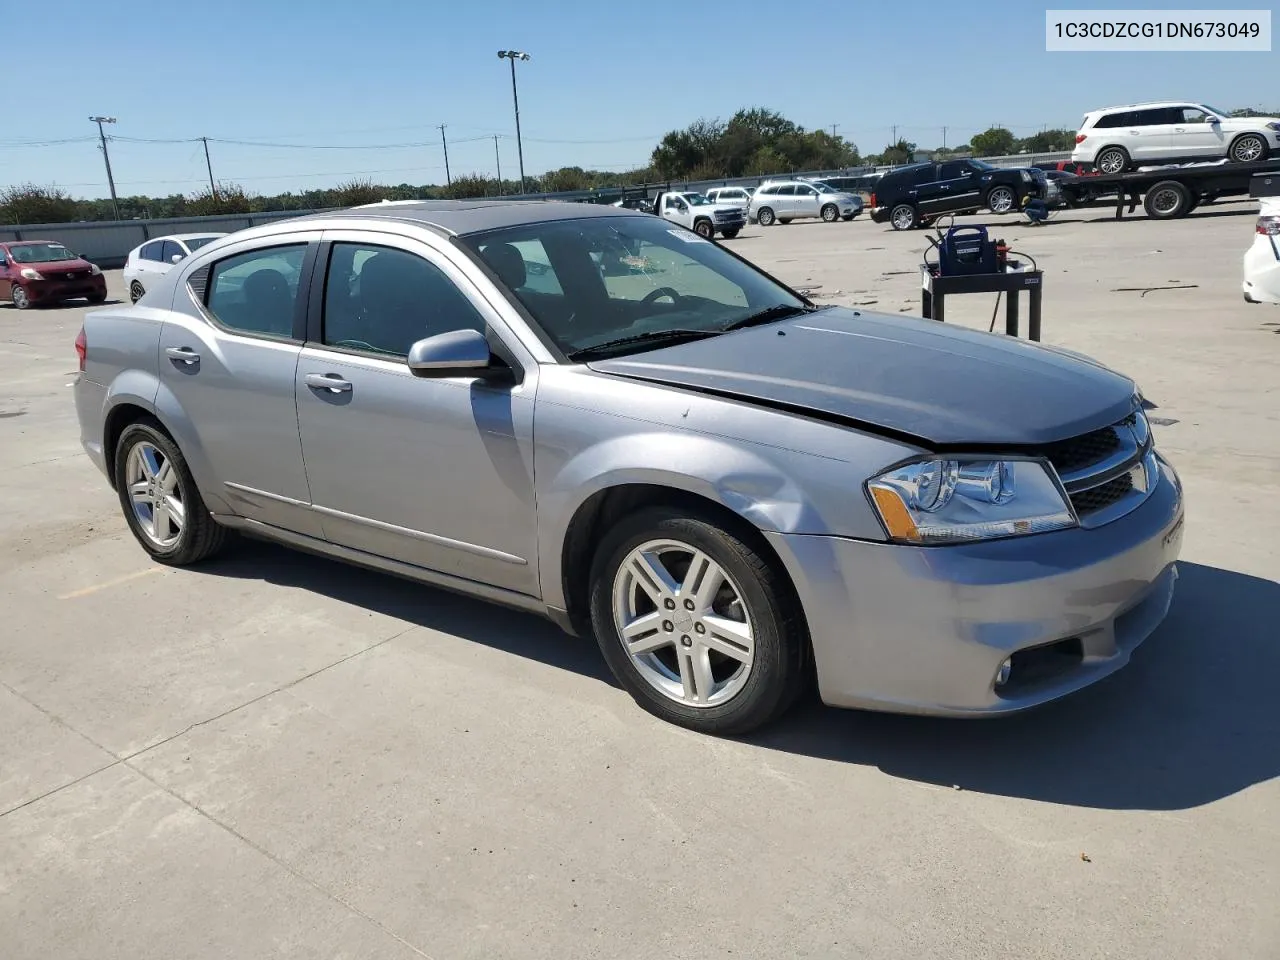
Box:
[1058, 159, 1280, 220]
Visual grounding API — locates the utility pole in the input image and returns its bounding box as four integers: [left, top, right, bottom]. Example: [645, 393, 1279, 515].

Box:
[493, 135, 502, 192]
[891, 124, 897, 144]
[497, 50, 530, 194]
[942, 126, 948, 149]
[439, 124, 451, 186]
[199, 136, 217, 198]
[830, 123, 839, 138]
[88, 116, 119, 220]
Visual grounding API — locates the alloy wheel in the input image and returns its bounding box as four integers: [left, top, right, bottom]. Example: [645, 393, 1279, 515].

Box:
[1097, 149, 1126, 174]
[130, 281, 145, 303]
[988, 187, 1015, 213]
[1232, 135, 1265, 162]
[11, 286, 30, 309]
[612, 538, 754, 707]
[890, 204, 916, 230]
[125, 441, 186, 549]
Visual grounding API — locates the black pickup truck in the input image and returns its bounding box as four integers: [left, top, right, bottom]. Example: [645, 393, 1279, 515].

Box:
[869, 158, 1051, 230]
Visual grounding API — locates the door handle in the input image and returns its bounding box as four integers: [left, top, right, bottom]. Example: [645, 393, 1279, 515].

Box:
[305, 373, 352, 393]
[1174, 127, 1186, 132]
[165, 346, 200, 364]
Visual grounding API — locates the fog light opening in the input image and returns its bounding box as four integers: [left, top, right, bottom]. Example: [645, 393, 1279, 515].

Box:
[995, 658, 1013, 688]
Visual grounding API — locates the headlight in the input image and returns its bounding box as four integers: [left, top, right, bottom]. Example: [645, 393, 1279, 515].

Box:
[19, 268, 43, 280]
[867, 458, 1075, 544]
[89, 264, 102, 276]
[1267, 122, 1280, 132]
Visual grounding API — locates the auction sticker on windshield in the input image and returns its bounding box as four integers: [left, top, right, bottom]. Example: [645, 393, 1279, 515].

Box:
[667, 230, 709, 244]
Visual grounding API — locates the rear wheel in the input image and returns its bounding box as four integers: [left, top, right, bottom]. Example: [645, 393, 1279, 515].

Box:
[1230, 133, 1268, 163]
[693, 218, 714, 239]
[756, 206, 776, 226]
[114, 422, 229, 565]
[129, 281, 145, 303]
[1143, 180, 1191, 219]
[11, 285, 30, 310]
[889, 203, 918, 230]
[1095, 146, 1130, 175]
[820, 203, 839, 222]
[589, 505, 807, 735]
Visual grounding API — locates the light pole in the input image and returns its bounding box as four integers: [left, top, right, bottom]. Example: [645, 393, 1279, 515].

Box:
[496, 50, 530, 194]
[89, 116, 120, 220]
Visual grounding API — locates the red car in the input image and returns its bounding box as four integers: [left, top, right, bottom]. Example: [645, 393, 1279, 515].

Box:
[0, 240, 108, 310]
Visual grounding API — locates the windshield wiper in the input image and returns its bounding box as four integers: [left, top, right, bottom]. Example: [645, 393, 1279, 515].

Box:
[720, 303, 817, 332]
[567, 328, 722, 361]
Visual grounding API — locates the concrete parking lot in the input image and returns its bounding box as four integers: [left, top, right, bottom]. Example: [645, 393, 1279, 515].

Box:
[2, 202, 1277, 960]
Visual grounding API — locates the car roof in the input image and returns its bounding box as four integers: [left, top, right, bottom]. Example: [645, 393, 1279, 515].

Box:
[1090, 100, 1199, 113]
[284, 199, 648, 236]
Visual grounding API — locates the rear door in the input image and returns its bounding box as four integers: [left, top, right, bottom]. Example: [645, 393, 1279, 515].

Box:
[1127, 107, 1179, 160]
[933, 160, 983, 213]
[912, 165, 950, 213]
[158, 234, 322, 535]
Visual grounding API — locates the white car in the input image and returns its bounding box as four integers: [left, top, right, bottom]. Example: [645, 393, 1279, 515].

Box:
[124, 233, 226, 302]
[705, 186, 754, 206]
[747, 180, 860, 226]
[1073, 102, 1280, 174]
[1243, 196, 1280, 304]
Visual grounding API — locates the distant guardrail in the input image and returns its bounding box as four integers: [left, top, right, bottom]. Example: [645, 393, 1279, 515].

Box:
[0, 151, 1074, 267]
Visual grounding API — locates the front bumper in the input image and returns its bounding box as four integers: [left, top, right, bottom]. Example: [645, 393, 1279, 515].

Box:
[21, 275, 107, 303]
[1243, 235, 1280, 303]
[767, 455, 1184, 716]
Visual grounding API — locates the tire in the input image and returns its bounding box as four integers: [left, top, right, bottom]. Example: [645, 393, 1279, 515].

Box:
[1230, 133, 1268, 163]
[1143, 180, 1191, 219]
[820, 203, 839, 222]
[778, 218, 792, 224]
[1095, 146, 1130, 175]
[11, 285, 31, 310]
[889, 203, 918, 230]
[87, 291, 106, 304]
[129, 281, 145, 303]
[114, 422, 229, 566]
[986, 185, 1017, 214]
[588, 505, 807, 735]
[841, 214, 855, 221]
[756, 206, 775, 226]
[693, 218, 714, 240]
[720, 228, 740, 239]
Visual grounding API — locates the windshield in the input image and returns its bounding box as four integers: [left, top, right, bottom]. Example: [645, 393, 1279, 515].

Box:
[814, 183, 841, 194]
[462, 215, 805, 360]
[968, 159, 997, 171]
[8, 243, 77, 264]
[1200, 104, 1229, 118]
[183, 236, 221, 252]
[682, 194, 713, 206]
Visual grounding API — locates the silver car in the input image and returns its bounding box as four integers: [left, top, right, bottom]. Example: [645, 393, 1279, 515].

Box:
[73, 202, 1185, 734]
[749, 180, 861, 225]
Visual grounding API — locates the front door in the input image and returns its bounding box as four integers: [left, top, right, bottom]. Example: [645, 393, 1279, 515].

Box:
[1170, 105, 1226, 158]
[158, 237, 322, 536]
[792, 184, 821, 219]
[0, 249, 13, 300]
[294, 233, 539, 596]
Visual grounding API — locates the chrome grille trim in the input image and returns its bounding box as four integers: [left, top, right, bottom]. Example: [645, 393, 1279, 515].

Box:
[1043, 412, 1158, 528]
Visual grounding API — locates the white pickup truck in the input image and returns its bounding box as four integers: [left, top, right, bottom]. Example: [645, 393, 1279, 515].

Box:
[652, 191, 747, 240]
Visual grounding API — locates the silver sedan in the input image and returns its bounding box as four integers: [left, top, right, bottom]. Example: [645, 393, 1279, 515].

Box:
[73, 202, 1184, 734]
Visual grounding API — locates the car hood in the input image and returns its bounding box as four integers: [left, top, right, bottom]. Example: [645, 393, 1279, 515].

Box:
[587, 307, 1138, 446]
[29, 257, 95, 274]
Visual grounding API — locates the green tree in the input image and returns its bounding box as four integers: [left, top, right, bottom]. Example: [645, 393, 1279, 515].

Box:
[332, 178, 387, 207]
[0, 183, 79, 224]
[185, 183, 253, 216]
[1016, 129, 1075, 153]
[970, 127, 1017, 157]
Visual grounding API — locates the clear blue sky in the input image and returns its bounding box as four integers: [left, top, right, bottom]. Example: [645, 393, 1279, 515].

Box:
[4, 0, 1271, 199]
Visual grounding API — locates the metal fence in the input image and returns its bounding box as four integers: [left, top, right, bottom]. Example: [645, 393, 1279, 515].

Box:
[1, 150, 1073, 268]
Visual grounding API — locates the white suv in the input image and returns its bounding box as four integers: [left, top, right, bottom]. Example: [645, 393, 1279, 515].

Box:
[1073, 102, 1280, 174]
[705, 186, 754, 205]
[747, 180, 860, 226]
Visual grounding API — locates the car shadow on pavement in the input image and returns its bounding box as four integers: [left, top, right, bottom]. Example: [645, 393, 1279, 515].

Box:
[750, 561, 1280, 810]
[202, 539, 618, 687]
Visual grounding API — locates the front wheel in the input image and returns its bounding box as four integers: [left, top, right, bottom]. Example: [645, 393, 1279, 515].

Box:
[693, 219, 714, 239]
[87, 291, 106, 304]
[720, 228, 740, 239]
[11, 285, 31, 310]
[1230, 134, 1268, 163]
[114, 422, 229, 565]
[986, 185, 1017, 214]
[820, 203, 839, 222]
[589, 506, 807, 735]
[756, 206, 775, 226]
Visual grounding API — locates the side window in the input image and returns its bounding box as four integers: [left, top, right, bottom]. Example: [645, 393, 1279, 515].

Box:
[322, 243, 484, 357]
[141, 240, 164, 262]
[1181, 107, 1210, 124]
[1132, 109, 1163, 126]
[797, 185, 818, 197]
[160, 240, 184, 263]
[206, 244, 306, 339]
[778, 185, 797, 196]
[938, 160, 969, 180]
[912, 166, 938, 186]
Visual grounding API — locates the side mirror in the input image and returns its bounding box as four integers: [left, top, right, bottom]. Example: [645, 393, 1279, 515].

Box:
[170, 253, 183, 264]
[406, 328, 493, 378]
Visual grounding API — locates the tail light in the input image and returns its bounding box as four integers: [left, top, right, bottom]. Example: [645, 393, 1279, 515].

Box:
[1258, 216, 1280, 236]
[74, 327, 86, 371]
[869, 192, 877, 208]
[1075, 133, 1088, 144]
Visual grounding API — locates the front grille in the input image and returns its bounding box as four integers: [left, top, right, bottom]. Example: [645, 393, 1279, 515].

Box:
[1042, 423, 1122, 475]
[1070, 471, 1134, 516]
